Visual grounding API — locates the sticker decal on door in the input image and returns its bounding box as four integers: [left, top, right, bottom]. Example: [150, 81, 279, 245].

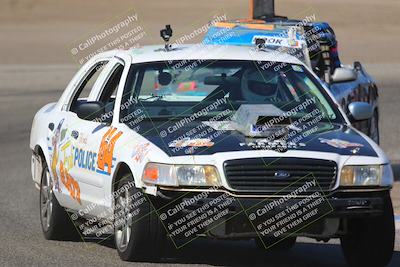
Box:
[97, 127, 123, 175]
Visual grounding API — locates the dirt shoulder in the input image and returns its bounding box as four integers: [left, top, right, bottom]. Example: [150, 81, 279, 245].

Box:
[0, 0, 400, 64]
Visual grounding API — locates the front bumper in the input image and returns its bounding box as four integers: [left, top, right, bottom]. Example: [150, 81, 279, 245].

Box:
[149, 188, 390, 240]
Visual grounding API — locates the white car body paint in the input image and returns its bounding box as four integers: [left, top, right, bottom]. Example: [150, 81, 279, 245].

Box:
[30, 44, 391, 219]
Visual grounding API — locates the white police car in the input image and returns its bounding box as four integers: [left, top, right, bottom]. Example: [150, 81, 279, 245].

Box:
[30, 43, 394, 267]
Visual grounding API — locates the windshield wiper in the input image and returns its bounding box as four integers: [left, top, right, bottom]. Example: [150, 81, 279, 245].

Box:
[141, 94, 166, 101]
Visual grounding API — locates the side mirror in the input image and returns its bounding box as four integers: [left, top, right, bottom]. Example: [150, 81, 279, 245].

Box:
[348, 102, 373, 122]
[75, 101, 105, 121]
[331, 67, 357, 83]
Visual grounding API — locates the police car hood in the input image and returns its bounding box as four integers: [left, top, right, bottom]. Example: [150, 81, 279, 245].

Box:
[135, 120, 377, 157]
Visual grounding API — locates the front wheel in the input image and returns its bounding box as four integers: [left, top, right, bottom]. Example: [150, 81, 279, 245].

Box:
[114, 174, 165, 262]
[340, 196, 394, 267]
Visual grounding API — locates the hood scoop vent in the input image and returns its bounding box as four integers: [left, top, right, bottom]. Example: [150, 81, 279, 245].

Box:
[231, 104, 291, 138]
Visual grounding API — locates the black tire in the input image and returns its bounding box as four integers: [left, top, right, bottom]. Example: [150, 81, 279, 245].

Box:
[114, 173, 165, 262]
[255, 236, 296, 251]
[340, 196, 394, 267]
[40, 161, 79, 240]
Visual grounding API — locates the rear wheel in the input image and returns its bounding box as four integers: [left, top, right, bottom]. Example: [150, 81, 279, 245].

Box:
[340, 196, 394, 267]
[114, 173, 165, 262]
[40, 162, 79, 240]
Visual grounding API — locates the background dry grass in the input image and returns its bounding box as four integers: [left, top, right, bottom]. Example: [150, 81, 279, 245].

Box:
[0, 0, 399, 64]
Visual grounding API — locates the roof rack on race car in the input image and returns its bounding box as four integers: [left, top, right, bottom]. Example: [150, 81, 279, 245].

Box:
[203, 20, 311, 68]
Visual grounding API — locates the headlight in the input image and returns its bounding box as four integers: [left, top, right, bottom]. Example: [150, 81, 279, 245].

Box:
[340, 165, 393, 186]
[142, 163, 178, 186]
[142, 163, 221, 187]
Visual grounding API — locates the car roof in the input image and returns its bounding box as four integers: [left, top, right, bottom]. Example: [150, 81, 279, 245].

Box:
[113, 44, 303, 65]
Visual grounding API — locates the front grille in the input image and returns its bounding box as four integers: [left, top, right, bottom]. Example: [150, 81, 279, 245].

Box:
[224, 158, 337, 193]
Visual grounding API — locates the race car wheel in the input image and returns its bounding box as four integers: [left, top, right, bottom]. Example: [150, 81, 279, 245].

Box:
[369, 109, 380, 144]
[40, 162, 78, 240]
[114, 174, 165, 262]
[340, 196, 394, 267]
[255, 236, 296, 251]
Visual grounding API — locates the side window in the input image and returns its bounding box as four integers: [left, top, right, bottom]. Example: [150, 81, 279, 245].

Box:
[98, 63, 125, 123]
[70, 61, 107, 113]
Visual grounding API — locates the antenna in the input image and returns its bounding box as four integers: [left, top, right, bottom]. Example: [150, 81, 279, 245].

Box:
[160, 25, 173, 51]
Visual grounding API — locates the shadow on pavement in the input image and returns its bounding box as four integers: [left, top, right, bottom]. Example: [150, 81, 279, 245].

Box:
[88, 231, 399, 266]
[158, 239, 400, 267]
[84, 234, 116, 249]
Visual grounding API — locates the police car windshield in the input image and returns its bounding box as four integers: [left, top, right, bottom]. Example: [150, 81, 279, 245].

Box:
[121, 60, 343, 123]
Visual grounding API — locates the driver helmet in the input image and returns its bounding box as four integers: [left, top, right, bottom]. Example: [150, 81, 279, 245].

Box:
[241, 68, 278, 101]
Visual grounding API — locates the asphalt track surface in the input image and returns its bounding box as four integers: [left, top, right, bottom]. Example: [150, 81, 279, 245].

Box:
[0, 63, 399, 267]
[1, 0, 400, 266]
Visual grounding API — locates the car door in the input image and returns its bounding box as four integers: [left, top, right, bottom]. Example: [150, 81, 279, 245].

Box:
[48, 56, 113, 213]
[62, 58, 128, 216]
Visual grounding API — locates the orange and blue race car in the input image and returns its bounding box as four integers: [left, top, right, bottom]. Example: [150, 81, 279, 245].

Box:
[203, 0, 380, 144]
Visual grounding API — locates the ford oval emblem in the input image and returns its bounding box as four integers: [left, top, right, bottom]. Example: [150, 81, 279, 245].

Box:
[274, 170, 291, 178]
